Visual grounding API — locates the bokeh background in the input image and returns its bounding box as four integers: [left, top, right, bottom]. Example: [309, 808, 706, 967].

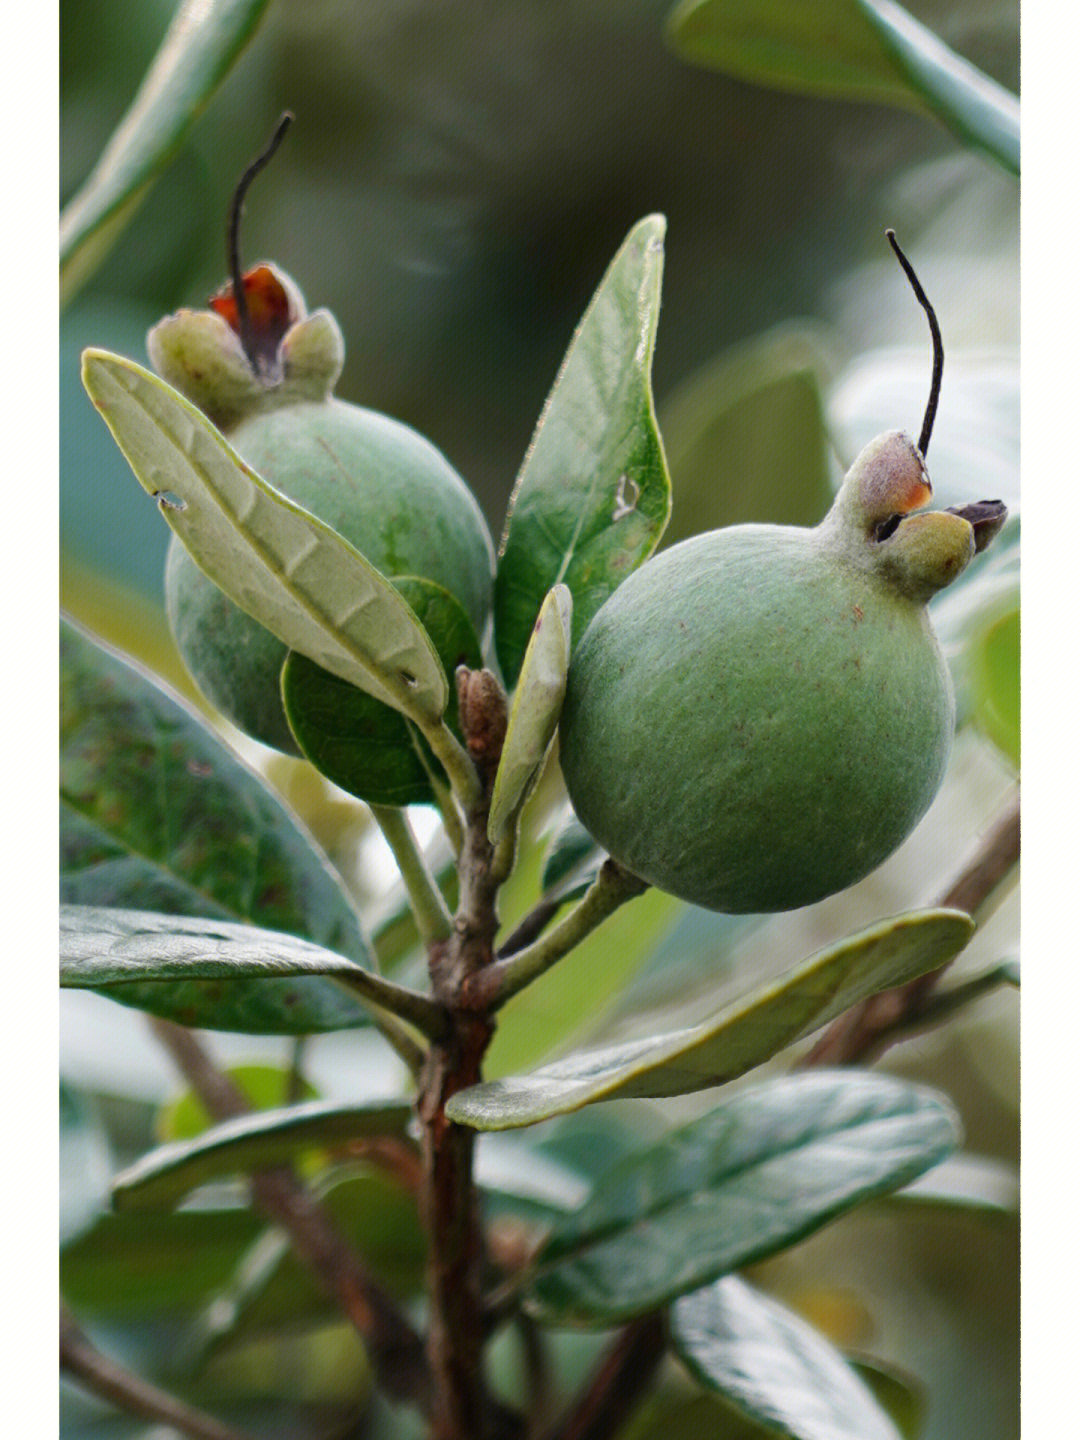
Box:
[60, 3, 1019, 1438]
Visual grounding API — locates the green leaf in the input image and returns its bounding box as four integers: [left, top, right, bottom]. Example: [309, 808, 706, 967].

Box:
[447, 909, 974, 1130]
[60, 0, 274, 304]
[61, 619, 378, 1026]
[60, 1084, 114, 1249]
[61, 905, 441, 1036]
[494, 215, 671, 686]
[889, 1152, 1018, 1217]
[80, 351, 449, 727]
[112, 1100, 414, 1211]
[659, 324, 835, 545]
[672, 1275, 901, 1440]
[283, 576, 483, 807]
[489, 585, 572, 844]
[969, 603, 1019, 769]
[62, 1207, 264, 1316]
[667, 0, 1019, 173]
[857, 0, 1019, 173]
[540, 810, 603, 900]
[527, 1070, 960, 1324]
[187, 1169, 425, 1359]
[157, 1064, 320, 1141]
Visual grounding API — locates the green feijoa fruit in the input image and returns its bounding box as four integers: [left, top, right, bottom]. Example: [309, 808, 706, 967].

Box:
[561, 430, 1005, 914]
[281, 575, 484, 806]
[164, 395, 494, 753]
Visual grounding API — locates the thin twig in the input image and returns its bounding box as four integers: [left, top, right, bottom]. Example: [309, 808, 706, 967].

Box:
[465, 861, 648, 1010]
[61, 1303, 257, 1440]
[497, 894, 565, 958]
[541, 1314, 667, 1440]
[371, 804, 455, 945]
[801, 794, 1020, 1067]
[148, 1018, 432, 1414]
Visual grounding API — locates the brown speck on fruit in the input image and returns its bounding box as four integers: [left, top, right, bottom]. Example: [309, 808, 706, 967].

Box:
[853, 605, 864, 622]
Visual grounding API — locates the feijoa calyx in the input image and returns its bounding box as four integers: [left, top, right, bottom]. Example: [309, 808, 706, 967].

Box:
[560, 429, 1005, 914]
[151, 261, 494, 755]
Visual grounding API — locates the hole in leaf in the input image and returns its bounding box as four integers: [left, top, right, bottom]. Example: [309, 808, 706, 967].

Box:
[155, 491, 187, 512]
[400, 671, 418, 688]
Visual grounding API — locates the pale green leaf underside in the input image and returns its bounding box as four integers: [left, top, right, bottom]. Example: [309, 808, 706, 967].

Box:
[673, 1276, 901, 1440]
[81, 351, 448, 724]
[60, 0, 273, 303]
[488, 585, 572, 844]
[112, 1099, 414, 1212]
[446, 909, 974, 1129]
[60, 905, 439, 1034]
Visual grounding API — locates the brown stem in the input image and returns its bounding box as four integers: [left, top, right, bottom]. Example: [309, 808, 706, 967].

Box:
[148, 1018, 431, 1414]
[801, 793, 1020, 1068]
[416, 670, 526, 1440]
[542, 1314, 667, 1440]
[61, 1303, 257, 1440]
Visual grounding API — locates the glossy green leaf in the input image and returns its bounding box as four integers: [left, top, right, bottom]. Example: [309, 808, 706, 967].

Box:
[447, 909, 974, 1129]
[60, 1084, 114, 1249]
[494, 215, 671, 685]
[489, 585, 572, 844]
[60, 0, 273, 304]
[969, 604, 1019, 769]
[283, 576, 483, 807]
[659, 324, 835, 545]
[113, 1100, 414, 1211]
[667, 0, 1019, 173]
[60, 619, 377, 1028]
[672, 1276, 900, 1440]
[81, 351, 449, 726]
[527, 1070, 960, 1323]
[61, 906, 440, 1036]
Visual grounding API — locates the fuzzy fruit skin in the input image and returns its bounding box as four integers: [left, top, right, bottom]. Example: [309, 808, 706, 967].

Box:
[166, 398, 495, 753]
[559, 523, 955, 913]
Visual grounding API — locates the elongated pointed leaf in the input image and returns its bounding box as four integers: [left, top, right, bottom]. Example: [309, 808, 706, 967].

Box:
[112, 1100, 414, 1211]
[667, 0, 1019, 173]
[489, 585, 572, 843]
[527, 1071, 960, 1323]
[61, 906, 440, 1036]
[672, 1276, 901, 1440]
[494, 215, 671, 685]
[81, 351, 448, 725]
[282, 576, 482, 806]
[447, 910, 974, 1130]
[60, 619, 379, 1029]
[60, 0, 274, 304]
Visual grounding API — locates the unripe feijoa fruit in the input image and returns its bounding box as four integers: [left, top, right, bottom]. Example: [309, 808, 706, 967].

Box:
[152, 264, 495, 754]
[560, 431, 1003, 913]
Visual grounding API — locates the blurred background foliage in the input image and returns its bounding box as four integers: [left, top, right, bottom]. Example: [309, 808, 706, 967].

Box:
[60, 2, 1018, 1437]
